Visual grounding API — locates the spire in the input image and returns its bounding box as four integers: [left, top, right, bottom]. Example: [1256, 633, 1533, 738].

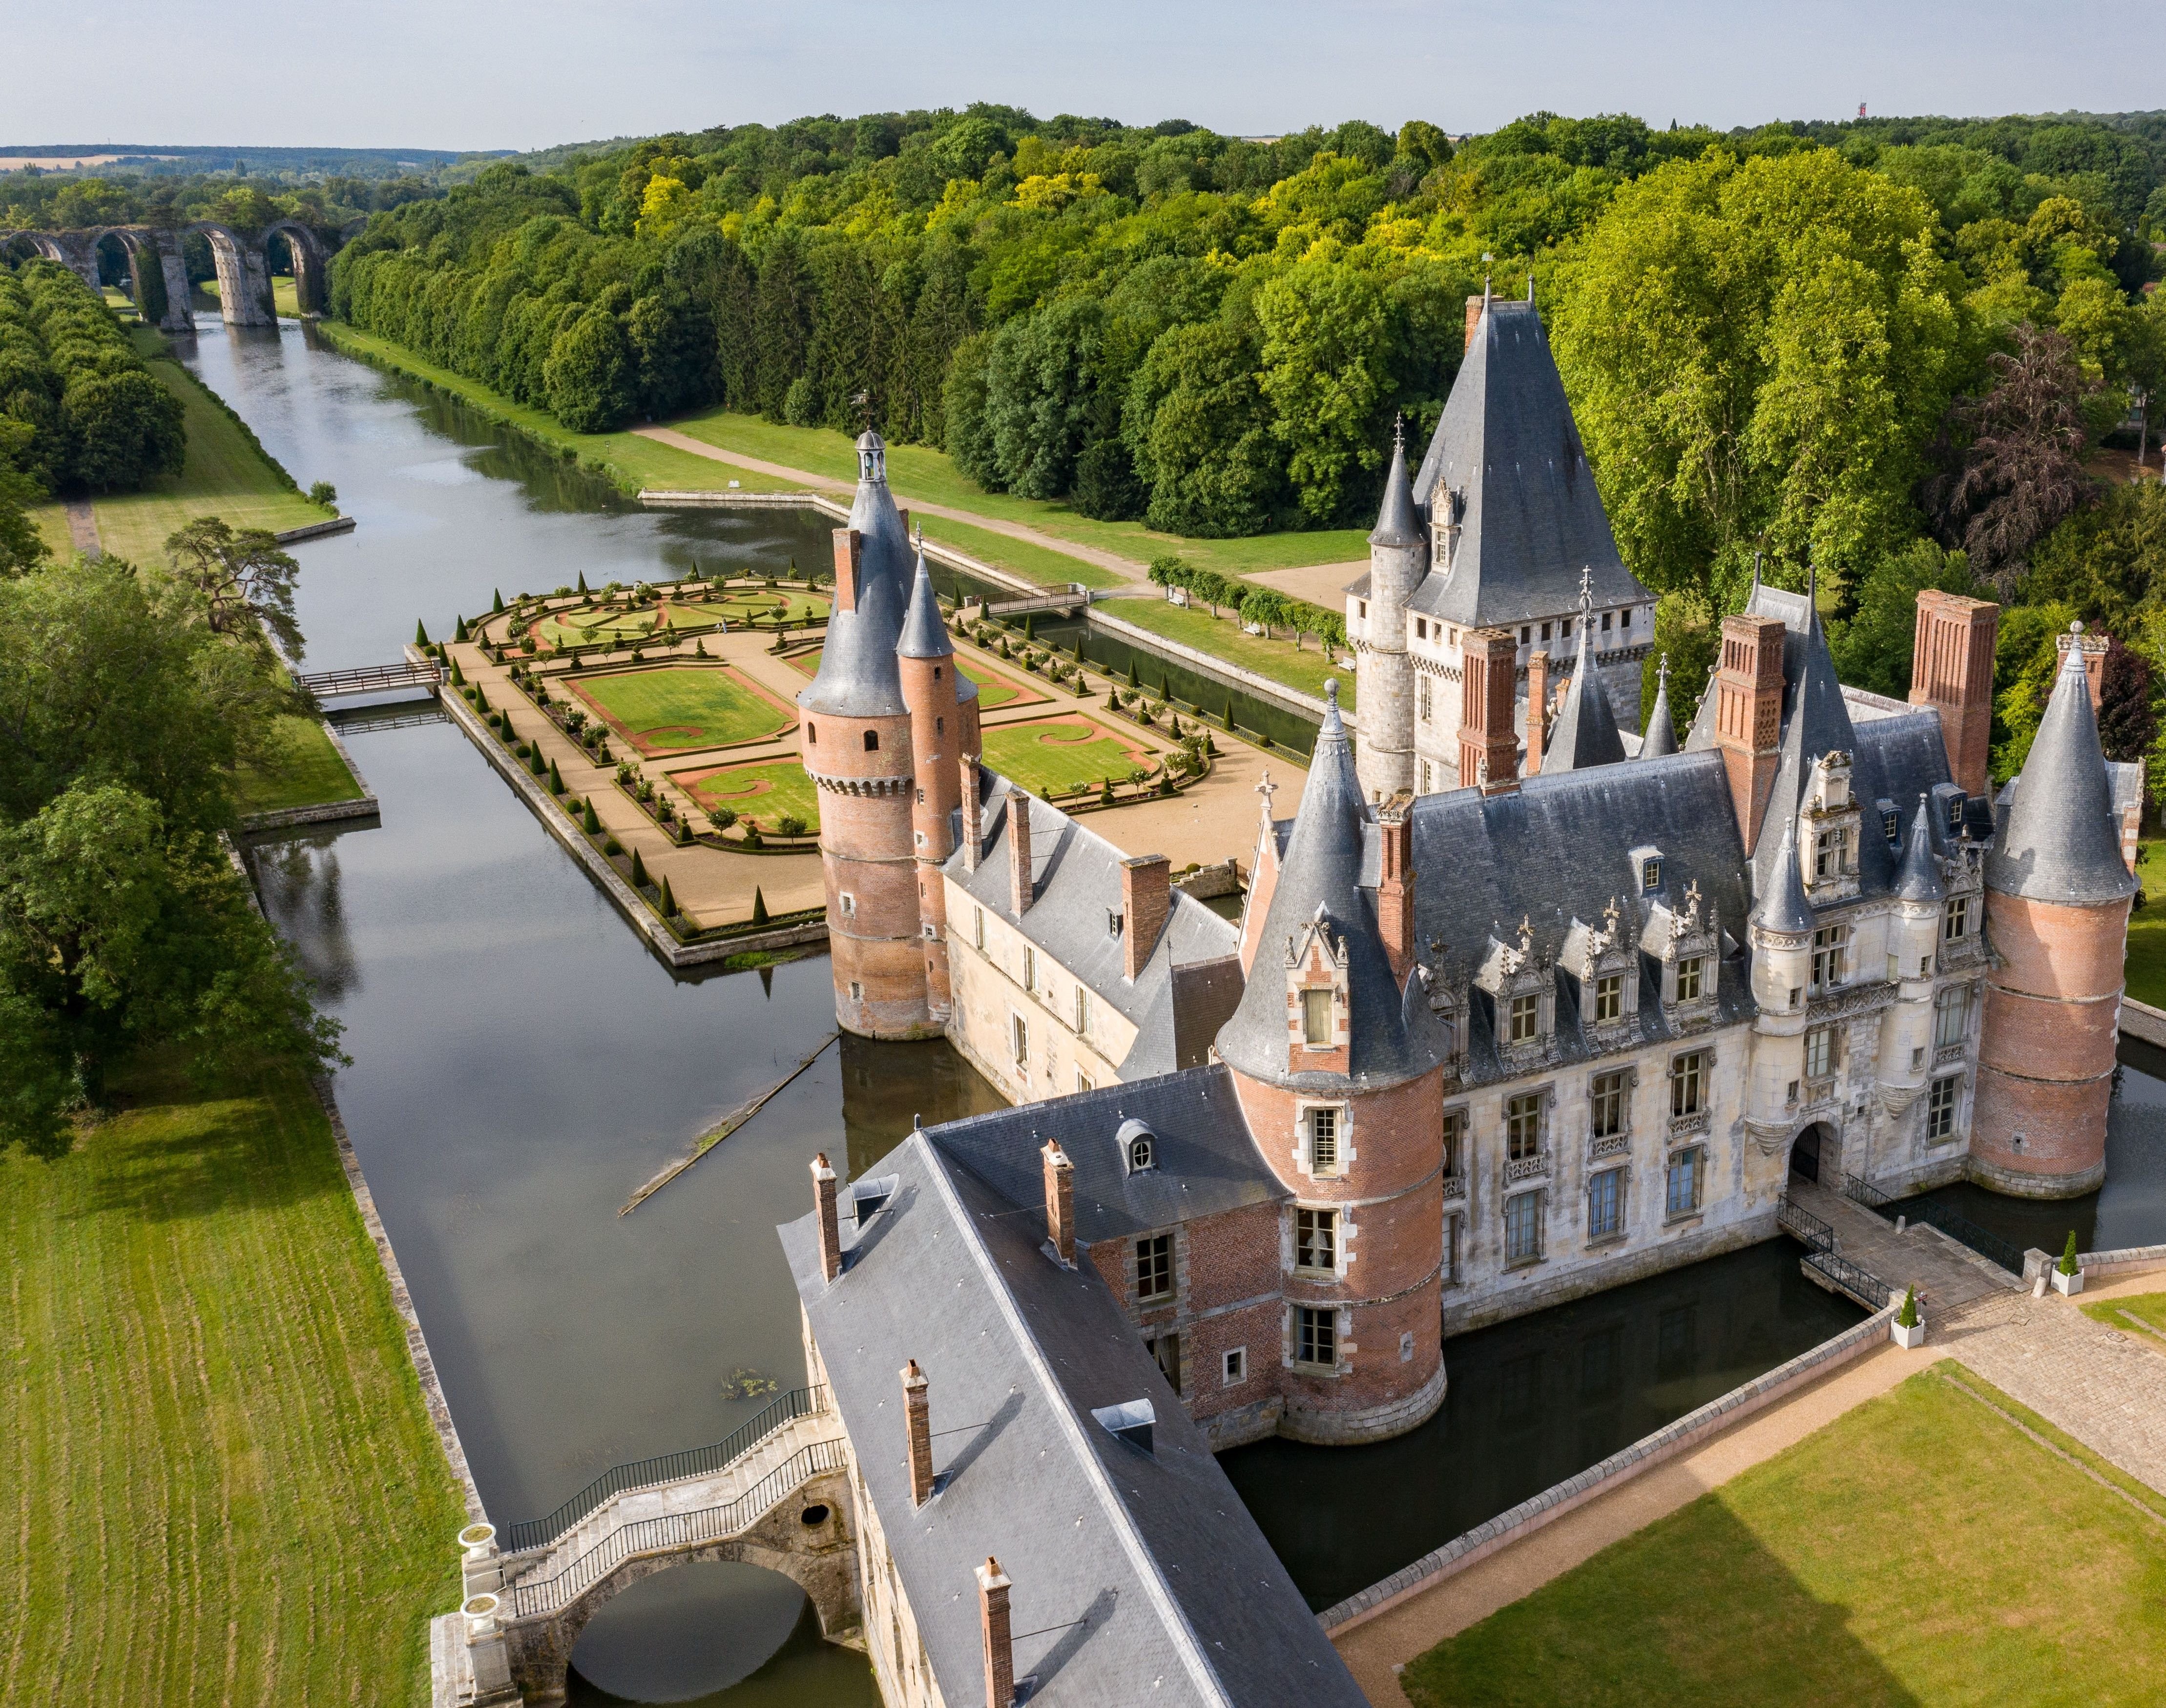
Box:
[1368, 419, 1421, 548]
[1638, 654, 1678, 758]
[1987, 621, 2138, 905]
[1894, 795, 1945, 903]
[896, 542, 953, 659]
[1541, 570, 1626, 773]
[1752, 816, 1813, 936]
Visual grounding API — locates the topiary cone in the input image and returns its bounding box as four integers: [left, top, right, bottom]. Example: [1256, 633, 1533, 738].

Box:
[450, 658, 466, 685]
[630, 847, 650, 890]
[548, 758, 564, 792]
[583, 799, 601, 834]
[493, 589, 504, 613]
[454, 616, 469, 641]
[659, 875, 678, 918]
[415, 618, 430, 645]
[2061, 1231, 2080, 1275]
[751, 886, 769, 926]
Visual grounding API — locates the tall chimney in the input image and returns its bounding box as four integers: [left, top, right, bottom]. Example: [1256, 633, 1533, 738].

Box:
[902, 1359, 934, 1505]
[1119, 854, 1170, 980]
[1007, 787, 1034, 917]
[1042, 1140, 1075, 1265]
[1457, 627, 1520, 795]
[976, 1557, 1014, 1708]
[1525, 649, 1549, 777]
[1463, 293, 1486, 357]
[831, 528, 864, 615]
[1910, 590, 2000, 800]
[812, 1153, 841, 1283]
[960, 754, 983, 872]
[1713, 614, 1786, 854]
[1376, 792, 1415, 981]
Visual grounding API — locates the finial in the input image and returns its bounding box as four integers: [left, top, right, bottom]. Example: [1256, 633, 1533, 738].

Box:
[1481, 252, 1493, 302]
[1578, 565, 1594, 620]
[1751, 548, 1763, 593]
[1658, 652, 1670, 688]
[1807, 556, 1818, 612]
[1325, 678, 1339, 708]
[1526, 271, 1535, 304]
[912, 1112, 923, 1132]
[2071, 619, 2084, 635]
[1393, 412, 1405, 452]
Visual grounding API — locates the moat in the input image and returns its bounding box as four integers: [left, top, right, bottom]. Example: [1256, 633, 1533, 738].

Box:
[194, 317, 2166, 1700]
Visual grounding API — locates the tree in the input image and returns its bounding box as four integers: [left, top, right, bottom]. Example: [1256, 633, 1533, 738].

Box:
[1256, 261, 1395, 524]
[1125, 321, 1279, 536]
[163, 518, 306, 660]
[61, 370, 186, 493]
[0, 462, 49, 579]
[982, 299, 1106, 499]
[544, 307, 636, 433]
[1828, 540, 1986, 700]
[2097, 636, 2156, 765]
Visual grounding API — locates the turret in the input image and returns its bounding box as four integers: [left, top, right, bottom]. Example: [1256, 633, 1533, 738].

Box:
[1745, 817, 1814, 1140]
[1875, 797, 1945, 1137]
[1973, 623, 2137, 1197]
[897, 544, 972, 1024]
[1638, 655, 1678, 759]
[1355, 423, 1423, 802]
[1216, 681, 1450, 1444]
[1539, 571, 1626, 775]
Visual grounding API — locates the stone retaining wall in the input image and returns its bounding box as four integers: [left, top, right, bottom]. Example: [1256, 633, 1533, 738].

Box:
[2078, 1243, 2166, 1280]
[239, 716, 380, 833]
[1316, 1298, 1899, 1633]
[2120, 996, 2166, 1049]
[1088, 606, 1332, 720]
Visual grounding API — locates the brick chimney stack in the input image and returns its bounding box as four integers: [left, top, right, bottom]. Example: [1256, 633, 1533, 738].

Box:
[1463, 293, 1486, 356]
[902, 1359, 934, 1505]
[1910, 590, 2000, 800]
[1713, 614, 1787, 853]
[960, 754, 983, 872]
[1041, 1140, 1075, 1264]
[1376, 792, 1415, 982]
[976, 1557, 1014, 1708]
[1525, 649, 1549, 776]
[1007, 787, 1033, 917]
[831, 528, 864, 615]
[1458, 627, 1520, 795]
[812, 1153, 841, 1283]
[1119, 854, 1170, 980]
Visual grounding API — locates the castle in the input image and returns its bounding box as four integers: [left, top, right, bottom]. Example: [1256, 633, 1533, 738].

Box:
[781, 318, 2137, 1702]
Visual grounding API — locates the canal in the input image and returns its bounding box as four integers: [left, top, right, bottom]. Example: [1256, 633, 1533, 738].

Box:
[182, 317, 2164, 1698]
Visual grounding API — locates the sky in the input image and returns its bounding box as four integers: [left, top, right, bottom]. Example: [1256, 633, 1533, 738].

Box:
[9, 0, 2161, 154]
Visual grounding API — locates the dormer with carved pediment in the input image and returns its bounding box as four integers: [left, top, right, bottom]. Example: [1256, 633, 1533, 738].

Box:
[1284, 902, 1351, 1077]
[1476, 915, 1555, 1071]
[1561, 897, 1640, 1049]
[1640, 878, 1722, 1029]
[1422, 940, 1470, 1084]
[1801, 751, 1862, 906]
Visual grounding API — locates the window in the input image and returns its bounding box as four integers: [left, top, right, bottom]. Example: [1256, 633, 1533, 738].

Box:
[1075, 987, 1089, 1034]
[1302, 987, 1334, 1048]
[1590, 1070, 1626, 1139]
[1562, 616, 1573, 639]
[1521, 626, 1531, 644]
[1943, 895, 1971, 942]
[936, 716, 943, 734]
[1813, 828, 1848, 881]
[1011, 1013, 1028, 1066]
[1358, 600, 1368, 620]
[1128, 1133, 1154, 1172]
[1504, 1191, 1542, 1262]
[1310, 1107, 1340, 1175]
[1506, 1092, 1542, 1161]
[1676, 956, 1704, 1002]
[1136, 1234, 1173, 1301]
[974, 906, 985, 950]
[1442, 1108, 1467, 1175]
[1148, 1333, 1181, 1388]
[1812, 925, 1848, 989]
[1666, 1148, 1703, 1217]
[848, 981, 863, 1002]
[807, 721, 817, 744]
[1416, 617, 1428, 640]
[1602, 610, 1613, 631]
[1295, 1306, 1336, 1368]
[1420, 760, 1433, 793]
[1927, 1075, 1960, 1141]
[1882, 808, 1900, 844]
[839, 892, 856, 918]
[1295, 1208, 1338, 1272]
[1509, 992, 1539, 1043]
[1022, 947, 1036, 992]
[1588, 1168, 1624, 1240]
[1621, 608, 1631, 630]
[1670, 1051, 1705, 1117]
[1418, 676, 1433, 722]
[863, 729, 878, 752]
[1642, 857, 1662, 891]
[1445, 1213, 1462, 1282]
[1222, 1346, 1248, 1386]
[1803, 1026, 1835, 1081]
[1594, 972, 1623, 1024]
[1076, 1070, 1095, 1095]
[1935, 986, 1970, 1049]
[1541, 621, 1553, 642]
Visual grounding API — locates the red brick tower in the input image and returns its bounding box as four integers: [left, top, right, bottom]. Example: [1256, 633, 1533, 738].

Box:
[1910, 590, 1999, 801]
[1457, 627, 1520, 795]
[896, 544, 980, 1025]
[1973, 624, 2137, 1197]
[1215, 682, 1452, 1443]
[798, 432, 940, 1039]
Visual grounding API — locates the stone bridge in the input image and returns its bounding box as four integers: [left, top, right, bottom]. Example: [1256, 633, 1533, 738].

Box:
[0, 218, 349, 333]
[441, 1389, 860, 1706]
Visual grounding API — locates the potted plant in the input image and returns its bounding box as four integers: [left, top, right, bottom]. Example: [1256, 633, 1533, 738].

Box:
[2051, 1231, 2084, 1296]
[1892, 1287, 1925, 1348]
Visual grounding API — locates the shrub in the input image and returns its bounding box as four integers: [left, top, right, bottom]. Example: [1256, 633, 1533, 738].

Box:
[454, 616, 469, 641]
[493, 589, 504, 613]
[603, 834, 623, 856]
[742, 823, 763, 849]
[548, 758, 564, 793]
[708, 807, 738, 832]
[583, 799, 601, 834]
[1895, 1286, 1918, 1328]
[1100, 777, 1115, 805]
[659, 875, 679, 918]
[616, 762, 635, 784]
[775, 814, 808, 837]
[630, 847, 650, 889]
[450, 658, 466, 686]
[2060, 1231, 2080, 1276]
[636, 780, 654, 803]
[676, 819, 692, 845]
[311, 481, 338, 508]
[751, 886, 770, 925]
[414, 618, 429, 645]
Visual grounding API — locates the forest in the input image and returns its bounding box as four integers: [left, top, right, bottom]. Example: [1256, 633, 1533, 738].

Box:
[0, 262, 184, 494]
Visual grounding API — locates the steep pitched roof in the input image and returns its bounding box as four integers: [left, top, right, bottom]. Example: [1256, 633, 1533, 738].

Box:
[1405, 298, 1650, 628]
[1893, 797, 1946, 904]
[1541, 590, 1627, 774]
[797, 434, 916, 719]
[896, 546, 955, 659]
[1368, 425, 1421, 549]
[1751, 817, 1813, 936]
[1638, 659, 1678, 759]
[1988, 629, 2138, 905]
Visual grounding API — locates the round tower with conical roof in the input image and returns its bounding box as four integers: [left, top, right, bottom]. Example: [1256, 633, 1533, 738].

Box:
[1355, 424, 1423, 803]
[1876, 796, 1948, 1143]
[1216, 682, 1451, 1443]
[896, 540, 980, 1024]
[1744, 817, 1814, 1144]
[1973, 624, 2136, 1196]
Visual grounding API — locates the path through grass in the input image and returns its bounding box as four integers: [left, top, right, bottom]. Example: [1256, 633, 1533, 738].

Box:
[0, 1053, 465, 1707]
[1400, 1364, 2166, 1708]
[573, 665, 793, 755]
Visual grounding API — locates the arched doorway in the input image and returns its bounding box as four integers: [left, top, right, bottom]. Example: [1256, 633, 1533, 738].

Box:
[1790, 1123, 1835, 1184]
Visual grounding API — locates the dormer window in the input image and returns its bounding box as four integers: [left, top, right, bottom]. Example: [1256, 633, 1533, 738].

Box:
[1943, 896, 1971, 942]
[1814, 828, 1848, 881]
[1641, 858, 1662, 892]
[1107, 909, 1125, 937]
[1882, 808, 1899, 844]
[1594, 973, 1623, 1025]
[1946, 794, 1963, 830]
[1129, 1133, 1153, 1172]
[1509, 992, 1539, 1043]
[1676, 956, 1705, 1002]
[1118, 1117, 1157, 1174]
[1303, 988, 1334, 1047]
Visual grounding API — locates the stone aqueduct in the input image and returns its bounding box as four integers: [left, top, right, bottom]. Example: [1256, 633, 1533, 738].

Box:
[0, 221, 343, 332]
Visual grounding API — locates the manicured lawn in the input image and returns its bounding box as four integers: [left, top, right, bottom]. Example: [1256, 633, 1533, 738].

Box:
[0, 1051, 466, 1706]
[1401, 1365, 2166, 1708]
[2126, 839, 2166, 1008]
[917, 514, 1125, 591]
[272, 275, 302, 318]
[2082, 1292, 2166, 1337]
[572, 665, 793, 755]
[313, 323, 800, 498]
[1096, 596, 1354, 707]
[234, 715, 366, 815]
[981, 715, 1155, 794]
[682, 757, 823, 832]
[780, 649, 1035, 710]
[24, 499, 74, 558]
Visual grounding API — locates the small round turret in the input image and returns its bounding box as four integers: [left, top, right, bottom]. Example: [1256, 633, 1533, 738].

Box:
[1355, 424, 1423, 802]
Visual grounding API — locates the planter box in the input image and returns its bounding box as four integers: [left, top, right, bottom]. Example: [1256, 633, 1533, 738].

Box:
[2051, 1267, 2085, 1296]
[1892, 1318, 1926, 1349]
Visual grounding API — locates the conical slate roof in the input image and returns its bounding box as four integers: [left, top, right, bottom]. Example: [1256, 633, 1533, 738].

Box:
[1751, 816, 1813, 936]
[1368, 425, 1421, 549]
[798, 435, 915, 719]
[1988, 628, 2137, 905]
[1541, 589, 1626, 774]
[896, 547, 953, 659]
[1893, 797, 1945, 904]
[1215, 683, 1449, 1090]
[1638, 658, 1677, 759]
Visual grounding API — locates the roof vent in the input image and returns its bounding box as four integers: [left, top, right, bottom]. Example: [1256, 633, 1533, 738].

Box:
[1091, 1398, 1155, 1456]
[1116, 1118, 1156, 1174]
[849, 1174, 898, 1227]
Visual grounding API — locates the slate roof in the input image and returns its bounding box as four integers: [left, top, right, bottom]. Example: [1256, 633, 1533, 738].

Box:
[1638, 663, 1678, 759]
[798, 442, 916, 719]
[1541, 604, 1627, 774]
[1752, 817, 1813, 935]
[944, 777, 1240, 1078]
[779, 1137, 1364, 1708]
[1988, 630, 2138, 905]
[1368, 428, 1421, 549]
[1405, 297, 1650, 628]
[896, 548, 954, 659]
[1893, 797, 1946, 903]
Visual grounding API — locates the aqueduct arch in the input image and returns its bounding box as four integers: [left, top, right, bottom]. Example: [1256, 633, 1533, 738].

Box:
[0, 220, 336, 333]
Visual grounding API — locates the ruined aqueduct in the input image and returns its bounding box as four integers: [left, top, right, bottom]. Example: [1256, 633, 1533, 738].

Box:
[0, 220, 346, 332]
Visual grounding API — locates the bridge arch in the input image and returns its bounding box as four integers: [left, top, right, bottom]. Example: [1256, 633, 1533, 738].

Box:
[260, 219, 330, 316]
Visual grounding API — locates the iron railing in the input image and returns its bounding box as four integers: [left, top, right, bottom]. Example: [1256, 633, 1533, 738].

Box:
[1802, 1249, 1896, 1313]
[505, 1437, 847, 1621]
[292, 660, 441, 698]
[1777, 1194, 1835, 1254]
[1843, 1173, 2023, 1274]
[500, 1386, 823, 1554]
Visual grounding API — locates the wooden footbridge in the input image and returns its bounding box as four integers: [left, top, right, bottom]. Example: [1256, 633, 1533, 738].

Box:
[292, 659, 442, 700]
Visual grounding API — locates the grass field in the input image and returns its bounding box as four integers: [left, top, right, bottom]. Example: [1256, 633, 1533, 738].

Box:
[981, 715, 1154, 794]
[0, 1052, 466, 1707]
[682, 758, 822, 832]
[572, 665, 793, 755]
[1401, 1364, 2166, 1708]
[2127, 840, 2166, 1008]
[1096, 596, 1353, 707]
[272, 276, 302, 318]
[541, 594, 827, 649]
[781, 649, 1037, 710]
[2082, 1291, 2166, 1337]
[234, 715, 366, 816]
[313, 323, 799, 498]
